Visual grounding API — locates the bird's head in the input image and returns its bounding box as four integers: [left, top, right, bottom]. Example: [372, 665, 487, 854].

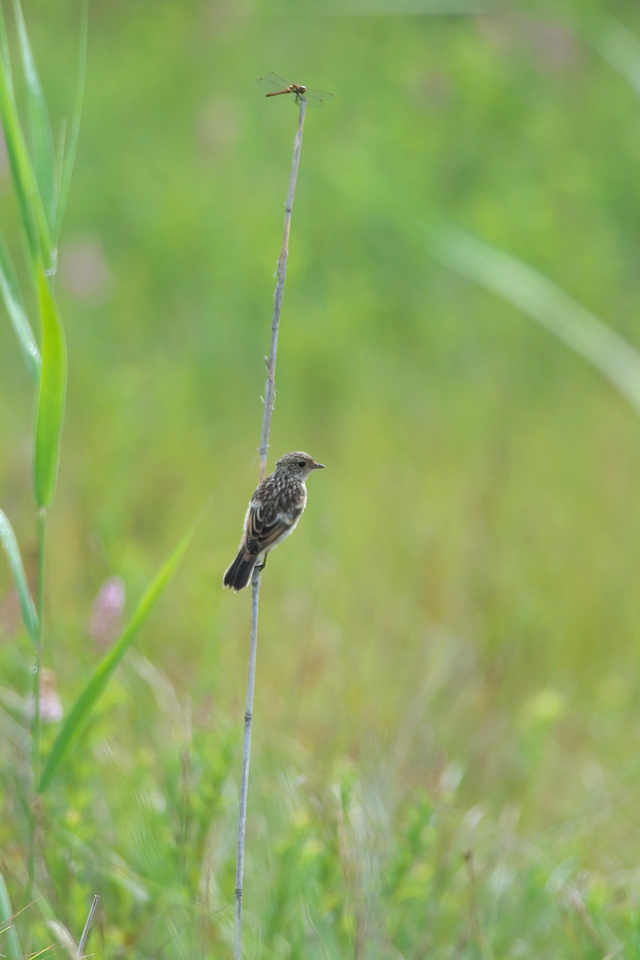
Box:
[275, 451, 325, 479]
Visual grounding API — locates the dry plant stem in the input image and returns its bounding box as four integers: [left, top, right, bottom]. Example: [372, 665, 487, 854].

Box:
[234, 566, 260, 959]
[258, 97, 307, 479]
[78, 894, 99, 957]
[234, 96, 307, 960]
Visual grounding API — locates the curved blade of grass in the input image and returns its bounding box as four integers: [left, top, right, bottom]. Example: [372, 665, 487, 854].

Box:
[310, 0, 484, 11]
[0, 871, 22, 960]
[0, 52, 37, 263]
[327, 153, 640, 416]
[594, 17, 640, 97]
[34, 269, 67, 508]
[432, 222, 640, 415]
[0, 509, 38, 644]
[54, 2, 87, 244]
[30, 886, 78, 959]
[39, 524, 196, 792]
[0, 225, 40, 380]
[12, 0, 56, 235]
[0, 29, 50, 269]
[0, 4, 13, 95]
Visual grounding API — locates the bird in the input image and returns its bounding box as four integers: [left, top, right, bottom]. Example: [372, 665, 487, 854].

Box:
[223, 451, 325, 592]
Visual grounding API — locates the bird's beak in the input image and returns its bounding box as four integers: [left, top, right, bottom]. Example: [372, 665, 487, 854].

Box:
[313, 461, 325, 470]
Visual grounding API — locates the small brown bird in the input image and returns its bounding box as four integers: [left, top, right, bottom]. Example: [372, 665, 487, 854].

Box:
[223, 451, 325, 592]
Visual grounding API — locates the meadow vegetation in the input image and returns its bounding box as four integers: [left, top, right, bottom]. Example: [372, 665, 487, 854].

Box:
[2, 0, 640, 956]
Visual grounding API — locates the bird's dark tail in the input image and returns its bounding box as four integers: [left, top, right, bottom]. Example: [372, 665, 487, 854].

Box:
[223, 550, 258, 592]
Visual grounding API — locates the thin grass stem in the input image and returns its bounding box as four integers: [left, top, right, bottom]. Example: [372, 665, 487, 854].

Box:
[33, 507, 46, 781]
[234, 95, 307, 960]
[258, 97, 307, 479]
[464, 848, 493, 960]
[28, 506, 46, 886]
[78, 894, 99, 958]
[234, 566, 260, 958]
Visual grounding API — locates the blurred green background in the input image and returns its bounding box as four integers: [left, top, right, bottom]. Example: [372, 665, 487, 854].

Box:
[3, 0, 640, 955]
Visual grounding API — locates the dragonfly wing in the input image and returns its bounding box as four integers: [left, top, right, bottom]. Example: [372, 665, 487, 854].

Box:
[306, 89, 334, 100]
[304, 88, 335, 107]
[256, 72, 291, 93]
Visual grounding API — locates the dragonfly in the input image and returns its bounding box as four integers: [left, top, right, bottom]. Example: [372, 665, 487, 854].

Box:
[256, 72, 334, 107]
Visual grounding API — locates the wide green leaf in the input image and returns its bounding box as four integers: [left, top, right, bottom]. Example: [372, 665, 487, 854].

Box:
[12, 0, 57, 236]
[39, 525, 196, 792]
[54, 2, 87, 244]
[0, 509, 38, 644]
[33, 269, 67, 508]
[0, 225, 40, 380]
[0, 871, 22, 960]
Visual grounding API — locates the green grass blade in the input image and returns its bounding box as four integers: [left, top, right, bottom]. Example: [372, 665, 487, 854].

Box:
[0, 3, 13, 96]
[327, 154, 640, 416]
[33, 268, 67, 508]
[12, 0, 56, 235]
[0, 49, 37, 263]
[0, 224, 40, 380]
[0, 871, 23, 960]
[0, 509, 38, 644]
[39, 524, 196, 792]
[0, 41, 51, 269]
[54, 1, 87, 244]
[594, 18, 640, 97]
[30, 885, 78, 958]
[432, 222, 640, 415]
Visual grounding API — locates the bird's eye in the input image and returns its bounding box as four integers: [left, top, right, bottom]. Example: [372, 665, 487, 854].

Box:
[298, 461, 306, 468]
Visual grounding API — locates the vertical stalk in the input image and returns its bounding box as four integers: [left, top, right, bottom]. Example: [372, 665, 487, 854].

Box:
[78, 894, 100, 958]
[28, 505, 46, 884]
[233, 95, 307, 960]
[258, 97, 307, 479]
[33, 506, 46, 785]
[234, 568, 260, 959]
